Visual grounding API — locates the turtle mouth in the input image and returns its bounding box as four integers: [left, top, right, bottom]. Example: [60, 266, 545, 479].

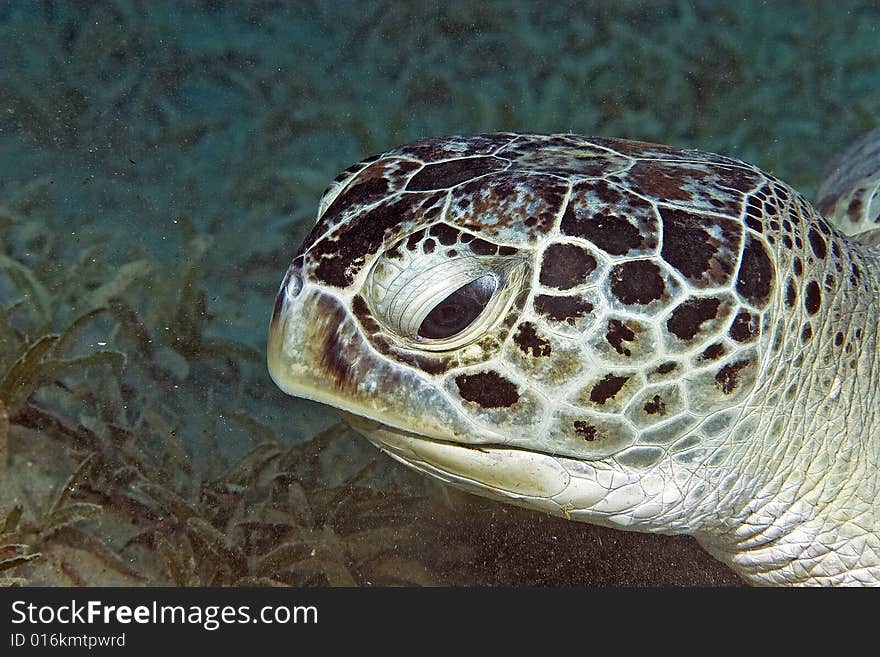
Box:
[338, 410, 571, 501]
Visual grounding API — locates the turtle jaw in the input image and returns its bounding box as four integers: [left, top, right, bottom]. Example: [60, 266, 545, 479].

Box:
[338, 410, 573, 511]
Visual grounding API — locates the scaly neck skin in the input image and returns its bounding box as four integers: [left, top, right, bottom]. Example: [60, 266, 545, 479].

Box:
[693, 241, 880, 585]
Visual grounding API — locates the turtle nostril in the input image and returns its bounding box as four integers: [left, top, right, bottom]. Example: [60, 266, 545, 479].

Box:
[285, 257, 305, 298]
[272, 261, 304, 322]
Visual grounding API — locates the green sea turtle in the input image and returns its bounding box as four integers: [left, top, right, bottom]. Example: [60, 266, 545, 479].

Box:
[267, 132, 880, 586]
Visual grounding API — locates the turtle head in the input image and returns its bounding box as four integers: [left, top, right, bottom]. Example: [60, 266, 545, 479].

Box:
[269, 133, 783, 532]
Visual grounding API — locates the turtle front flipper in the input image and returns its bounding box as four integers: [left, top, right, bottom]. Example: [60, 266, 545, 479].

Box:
[816, 127, 880, 241]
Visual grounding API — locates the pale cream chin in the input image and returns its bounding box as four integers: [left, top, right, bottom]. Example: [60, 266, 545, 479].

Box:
[342, 410, 569, 497]
[340, 410, 666, 530]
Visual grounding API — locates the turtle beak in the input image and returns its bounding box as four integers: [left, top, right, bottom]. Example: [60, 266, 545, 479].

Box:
[266, 263, 350, 404]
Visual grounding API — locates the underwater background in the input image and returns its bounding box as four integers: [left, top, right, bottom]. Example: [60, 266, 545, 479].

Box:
[0, 0, 878, 586]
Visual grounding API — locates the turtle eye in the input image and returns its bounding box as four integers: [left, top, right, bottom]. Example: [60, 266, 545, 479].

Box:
[418, 275, 497, 340]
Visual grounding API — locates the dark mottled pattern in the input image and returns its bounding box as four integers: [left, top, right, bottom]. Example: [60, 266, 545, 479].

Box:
[655, 361, 677, 374]
[455, 371, 520, 408]
[801, 323, 813, 343]
[499, 136, 630, 176]
[351, 294, 381, 333]
[448, 171, 568, 244]
[573, 420, 598, 441]
[310, 191, 446, 287]
[700, 343, 726, 361]
[588, 136, 751, 168]
[388, 133, 518, 162]
[317, 300, 359, 393]
[405, 229, 425, 249]
[626, 161, 706, 202]
[606, 319, 636, 356]
[660, 207, 741, 286]
[735, 235, 775, 307]
[407, 156, 508, 191]
[808, 227, 827, 259]
[728, 311, 759, 342]
[624, 161, 760, 215]
[470, 237, 499, 256]
[562, 180, 657, 255]
[513, 322, 551, 357]
[590, 374, 630, 404]
[609, 260, 665, 305]
[715, 359, 751, 394]
[644, 395, 666, 415]
[291, 134, 805, 420]
[666, 297, 721, 340]
[533, 294, 594, 324]
[804, 280, 822, 315]
[784, 278, 797, 308]
[744, 194, 764, 232]
[539, 243, 597, 289]
[429, 222, 460, 245]
[316, 158, 422, 239]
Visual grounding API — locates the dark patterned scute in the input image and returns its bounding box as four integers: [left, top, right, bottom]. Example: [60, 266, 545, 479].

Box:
[700, 343, 726, 361]
[513, 322, 552, 357]
[406, 156, 508, 191]
[455, 371, 520, 408]
[785, 279, 797, 307]
[534, 294, 594, 324]
[562, 180, 657, 255]
[590, 374, 630, 404]
[624, 161, 760, 215]
[804, 280, 822, 315]
[660, 207, 741, 286]
[574, 421, 598, 441]
[321, 177, 388, 225]
[562, 209, 643, 256]
[469, 237, 498, 256]
[429, 222, 460, 245]
[644, 395, 666, 415]
[808, 227, 827, 259]
[316, 159, 422, 242]
[539, 243, 597, 289]
[389, 133, 518, 161]
[715, 359, 751, 394]
[666, 297, 722, 341]
[609, 260, 665, 305]
[448, 172, 568, 244]
[587, 136, 747, 166]
[606, 319, 636, 356]
[801, 323, 813, 343]
[656, 361, 677, 374]
[626, 161, 705, 202]
[729, 311, 759, 342]
[736, 235, 775, 307]
[310, 191, 446, 287]
[351, 295, 381, 333]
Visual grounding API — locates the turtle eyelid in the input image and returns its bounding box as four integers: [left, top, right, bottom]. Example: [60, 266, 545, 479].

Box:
[417, 275, 497, 340]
